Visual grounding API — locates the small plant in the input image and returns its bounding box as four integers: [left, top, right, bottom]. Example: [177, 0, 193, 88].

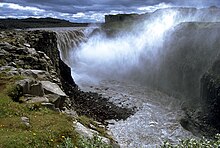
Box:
[59, 137, 74, 148]
[77, 134, 112, 148]
[161, 134, 220, 148]
[58, 135, 112, 148]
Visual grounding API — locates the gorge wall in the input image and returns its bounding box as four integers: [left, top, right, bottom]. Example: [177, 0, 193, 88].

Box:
[143, 22, 220, 101]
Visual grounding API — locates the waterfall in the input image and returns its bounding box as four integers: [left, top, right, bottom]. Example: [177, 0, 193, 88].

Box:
[67, 7, 220, 100]
[56, 28, 87, 65]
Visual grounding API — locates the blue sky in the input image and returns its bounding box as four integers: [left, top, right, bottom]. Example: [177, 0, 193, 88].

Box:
[0, 0, 220, 22]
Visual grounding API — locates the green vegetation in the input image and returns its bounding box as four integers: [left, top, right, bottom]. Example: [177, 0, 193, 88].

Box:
[59, 135, 112, 148]
[161, 134, 220, 148]
[0, 73, 112, 148]
[77, 134, 112, 148]
[0, 75, 76, 147]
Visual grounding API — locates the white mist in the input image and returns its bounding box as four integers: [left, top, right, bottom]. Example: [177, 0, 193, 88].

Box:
[71, 10, 178, 85]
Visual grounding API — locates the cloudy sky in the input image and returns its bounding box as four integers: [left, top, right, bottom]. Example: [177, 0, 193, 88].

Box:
[0, 0, 220, 22]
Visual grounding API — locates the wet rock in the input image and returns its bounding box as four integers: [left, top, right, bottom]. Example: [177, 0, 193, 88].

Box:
[0, 66, 16, 72]
[27, 48, 36, 55]
[23, 43, 30, 47]
[200, 72, 220, 132]
[8, 62, 17, 67]
[72, 90, 134, 123]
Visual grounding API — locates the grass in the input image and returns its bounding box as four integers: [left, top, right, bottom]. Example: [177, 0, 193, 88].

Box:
[0, 73, 113, 148]
[0, 74, 78, 148]
[0, 91, 77, 148]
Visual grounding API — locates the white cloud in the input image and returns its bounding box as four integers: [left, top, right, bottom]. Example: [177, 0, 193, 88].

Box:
[137, 2, 172, 12]
[72, 12, 85, 18]
[0, 2, 45, 12]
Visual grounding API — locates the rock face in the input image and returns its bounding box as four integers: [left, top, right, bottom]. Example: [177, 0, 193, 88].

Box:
[105, 14, 142, 23]
[140, 22, 220, 101]
[200, 58, 220, 131]
[0, 30, 74, 109]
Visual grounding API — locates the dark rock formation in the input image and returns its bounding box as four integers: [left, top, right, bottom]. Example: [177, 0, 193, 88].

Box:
[142, 22, 220, 102]
[200, 58, 220, 131]
[105, 14, 142, 23]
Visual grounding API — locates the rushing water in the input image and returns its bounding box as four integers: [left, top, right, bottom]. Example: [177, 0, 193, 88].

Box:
[54, 7, 220, 147]
[79, 80, 194, 147]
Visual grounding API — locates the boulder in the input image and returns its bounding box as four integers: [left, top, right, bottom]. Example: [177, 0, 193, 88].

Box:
[74, 122, 110, 144]
[17, 79, 44, 96]
[41, 81, 67, 108]
[40, 81, 67, 97]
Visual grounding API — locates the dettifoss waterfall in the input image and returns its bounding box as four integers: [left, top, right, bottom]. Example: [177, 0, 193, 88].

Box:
[56, 7, 220, 147]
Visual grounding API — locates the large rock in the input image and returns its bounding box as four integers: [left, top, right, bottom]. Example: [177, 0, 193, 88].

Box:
[74, 122, 110, 144]
[41, 81, 67, 108]
[16, 79, 67, 108]
[40, 81, 67, 97]
[17, 78, 44, 96]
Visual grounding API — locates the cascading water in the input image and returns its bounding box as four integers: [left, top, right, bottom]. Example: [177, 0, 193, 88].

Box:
[71, 10, 177, 84]
[71, 7, 220, 86]
[57, 7, 220, 147]
[55, 28, 86, 65]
